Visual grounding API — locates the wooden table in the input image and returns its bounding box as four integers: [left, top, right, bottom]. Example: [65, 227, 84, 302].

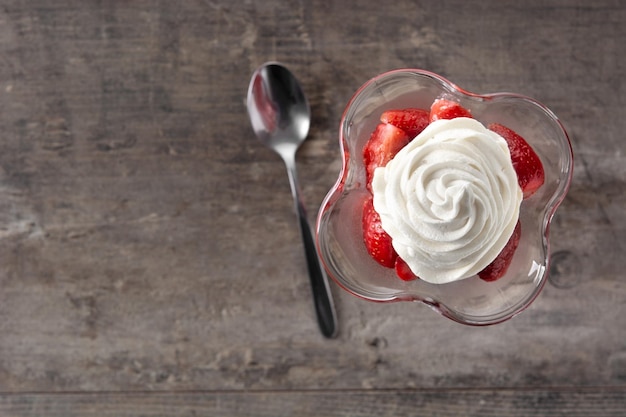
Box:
[0, 0, 624, 415]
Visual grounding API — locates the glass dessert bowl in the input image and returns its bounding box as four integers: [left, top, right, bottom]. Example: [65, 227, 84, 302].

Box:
[316, 69, 573, 325]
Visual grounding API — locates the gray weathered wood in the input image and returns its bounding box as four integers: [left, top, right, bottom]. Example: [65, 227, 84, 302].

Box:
[1, 389, 625, 417]
[0, 0, 624, 414]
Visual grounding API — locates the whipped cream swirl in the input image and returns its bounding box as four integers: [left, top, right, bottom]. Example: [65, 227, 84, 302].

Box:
[372, 117, 523, 284]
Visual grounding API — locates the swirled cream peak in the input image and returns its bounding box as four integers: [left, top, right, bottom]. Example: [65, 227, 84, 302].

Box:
[371, 117, 523, 284]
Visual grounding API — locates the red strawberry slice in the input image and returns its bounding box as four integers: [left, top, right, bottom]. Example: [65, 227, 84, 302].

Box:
[429, 98, 472, 122]
[395, 256, 419, 281]
[363, 123, 410, 190]
[479, 221, 522, 282]
[380, 108, 430, 137]
[488, 123, 545, 198]
[362, 196, 397, 268]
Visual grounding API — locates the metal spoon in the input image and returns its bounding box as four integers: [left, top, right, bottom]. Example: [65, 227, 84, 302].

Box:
[246, 62, 337, 338]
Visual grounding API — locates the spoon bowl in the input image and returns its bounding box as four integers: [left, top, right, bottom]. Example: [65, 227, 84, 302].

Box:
[248, 64, 310, 153]
[246, 62, 338, 338]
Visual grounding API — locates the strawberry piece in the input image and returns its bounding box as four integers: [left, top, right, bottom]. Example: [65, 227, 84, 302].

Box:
[488, 123, 545, 198]
[395, 256, 419, 281]
[363, 123, 410, 190]
[362, 196, 397, 268]
[429, 98, 472, 122]
[479, 221, 522, 282]
[380, 108, 430, 137]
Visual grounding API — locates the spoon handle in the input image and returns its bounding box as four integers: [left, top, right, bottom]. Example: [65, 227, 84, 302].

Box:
[283, 154, 338, 338]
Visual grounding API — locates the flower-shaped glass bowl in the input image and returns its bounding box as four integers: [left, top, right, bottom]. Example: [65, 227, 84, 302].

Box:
[316, 69, 573, 325]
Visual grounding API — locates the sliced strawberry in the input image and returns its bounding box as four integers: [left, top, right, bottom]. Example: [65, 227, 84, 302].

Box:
[395, 256, 419, 281]
[362, 196, 397, 268]
[479, 221, 522, 282]
[429, 98, 472, 122]
[488, 123, 545, 198]
[380, 108, 430, 137]
[363, 123, 410, 190]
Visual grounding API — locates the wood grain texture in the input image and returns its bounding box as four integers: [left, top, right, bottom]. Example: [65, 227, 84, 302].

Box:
[1, 388, 626, 417]
[0, 0, 624, 414]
